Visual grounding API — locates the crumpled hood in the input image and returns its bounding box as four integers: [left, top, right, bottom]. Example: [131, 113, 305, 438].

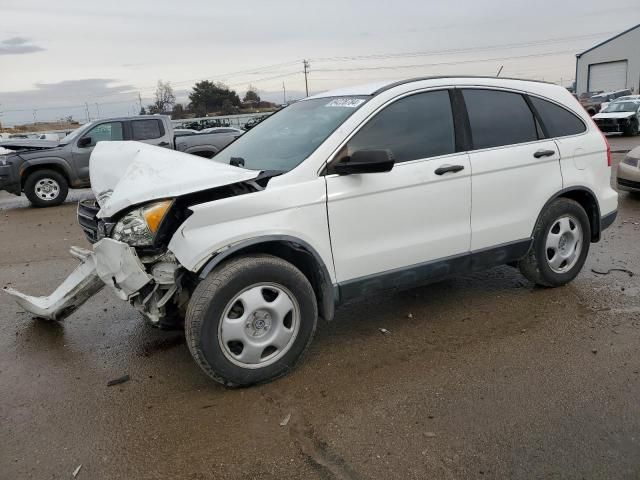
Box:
[90, 141, 258, 218]
[593, 112, 636, 120]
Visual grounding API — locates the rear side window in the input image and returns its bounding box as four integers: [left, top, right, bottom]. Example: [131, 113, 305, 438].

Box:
[463, 89, 538, 149]
[131, 119, 163, 140]
[529, 96, 586, 137]
[346, 90, 456, 163]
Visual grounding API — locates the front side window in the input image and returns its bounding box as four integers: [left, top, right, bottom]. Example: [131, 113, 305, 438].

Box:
[131, 119, 163, 140]
[82, 122, 123, 147]
[463, 89, 538, 149]
[529, 96, 586, 137]
[343, 90, 456, 163]
[213, 97, 369, 172]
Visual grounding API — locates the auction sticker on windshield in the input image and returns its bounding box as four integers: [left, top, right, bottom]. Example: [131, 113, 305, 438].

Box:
[326, 98, 366, 108]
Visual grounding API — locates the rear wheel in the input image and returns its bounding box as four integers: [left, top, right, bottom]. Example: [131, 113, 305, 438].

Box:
[518, 198, 590, 287]
[185, 255, 317, 387]
[24, 169, 68, 207]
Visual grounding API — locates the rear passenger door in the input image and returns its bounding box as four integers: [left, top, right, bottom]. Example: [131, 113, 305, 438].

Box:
[326, 89, 472, 294]
[129, 118, 171, 148]
[462, 88, 563, 251]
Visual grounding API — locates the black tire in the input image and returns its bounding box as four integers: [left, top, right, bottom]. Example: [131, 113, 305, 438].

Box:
[518, 198, 591, 287]
[24, 169, 68, 207]
[185, 254, 317, 387]
[624, 119, 639, 137]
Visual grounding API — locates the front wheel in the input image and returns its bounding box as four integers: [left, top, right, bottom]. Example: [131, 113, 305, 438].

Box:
[185, 255, 318, 387]
[518, 198, 590, 287]
[24, 169, 69, 207]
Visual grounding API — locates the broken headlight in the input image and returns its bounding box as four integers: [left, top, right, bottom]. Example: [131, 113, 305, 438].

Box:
[112, 200, 172, 247]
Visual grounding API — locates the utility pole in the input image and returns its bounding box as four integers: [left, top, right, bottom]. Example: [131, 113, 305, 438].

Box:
[282, 82, 286, 105]
[85, 102, 91, 122]
[95, 103, 100, 118]
[32, 109, 37, 124]
[138, 92, 143, 114]
[303, 59, 310, 97]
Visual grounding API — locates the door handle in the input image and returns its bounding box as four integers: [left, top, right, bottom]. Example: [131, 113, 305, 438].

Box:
[158, 141, 170, 147]
[434, 164, 465, 175]
[533, 149, 556, 158]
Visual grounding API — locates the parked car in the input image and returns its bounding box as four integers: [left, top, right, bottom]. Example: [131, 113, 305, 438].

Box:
[599, 91, 638, 111]
[580, 89, 632, 115]
[5, 77, 618, 386]
[617, 146, 640, 193]
[0, 115, 241, 207]
[592, 100, 640, 136]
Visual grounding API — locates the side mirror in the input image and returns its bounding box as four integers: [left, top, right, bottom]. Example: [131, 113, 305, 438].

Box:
[333, 149, 395, 175]
[77, 137, 92, 148]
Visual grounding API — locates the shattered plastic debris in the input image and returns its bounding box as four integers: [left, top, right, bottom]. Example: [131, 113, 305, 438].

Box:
[379, 328, 390, 335]
[107, 374, 130, 387]
[280, 413, 291, 426]
[72, 464, 82, 478]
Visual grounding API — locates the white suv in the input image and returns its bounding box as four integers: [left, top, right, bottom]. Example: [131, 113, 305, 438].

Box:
[6, 77, 618, 386]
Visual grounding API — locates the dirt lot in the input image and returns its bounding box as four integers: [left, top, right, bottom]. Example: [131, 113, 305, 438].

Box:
[1, 148, 640, 479]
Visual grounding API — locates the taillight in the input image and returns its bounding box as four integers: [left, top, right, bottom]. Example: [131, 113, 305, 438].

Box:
[586, 111, 611, 167]
[601, 131, 611, 167]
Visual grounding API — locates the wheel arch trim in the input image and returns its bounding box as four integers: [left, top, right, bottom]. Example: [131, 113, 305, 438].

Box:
[198, 235, 337, 321]
[534, 186, 602, 242]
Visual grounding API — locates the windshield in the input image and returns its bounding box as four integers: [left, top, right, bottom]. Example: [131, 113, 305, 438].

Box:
[213, 96, 369, 171]
[603, 102, 640, 113]
[59, 122, 94, 145]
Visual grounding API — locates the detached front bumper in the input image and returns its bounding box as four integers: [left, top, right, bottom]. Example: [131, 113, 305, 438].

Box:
[4, 238, 160, 321]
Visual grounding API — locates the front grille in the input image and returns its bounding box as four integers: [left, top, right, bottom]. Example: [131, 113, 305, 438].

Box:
[77, 199, 100, 243]
[617, 177, 640, 189]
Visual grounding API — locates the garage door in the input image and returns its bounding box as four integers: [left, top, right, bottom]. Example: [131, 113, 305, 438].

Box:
[588, 60, 628, 92]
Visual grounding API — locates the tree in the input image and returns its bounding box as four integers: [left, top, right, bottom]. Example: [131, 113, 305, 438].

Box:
[139, 106, 147, 115]
[149, 80, 175, 114]
[243, 85, 260, 104]
[220, 99, 238, 115]
[171, 103, 188, 119]
[188, 80, 241, 116]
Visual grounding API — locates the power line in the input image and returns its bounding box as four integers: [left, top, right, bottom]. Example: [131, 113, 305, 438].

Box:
[311, 31, 618, 63]
[313, 49, 577, 73]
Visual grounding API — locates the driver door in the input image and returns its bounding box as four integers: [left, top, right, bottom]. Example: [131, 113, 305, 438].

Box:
[71, 121, 124, 181]
[325, 89, 472, 299]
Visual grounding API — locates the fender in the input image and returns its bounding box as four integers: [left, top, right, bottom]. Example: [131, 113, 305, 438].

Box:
[198, 235, 337, 321]
[533, 186, 602, 242]
[19, 156, 77, 185]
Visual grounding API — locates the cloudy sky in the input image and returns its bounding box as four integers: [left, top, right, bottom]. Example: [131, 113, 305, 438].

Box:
[1, 0, 639, 125]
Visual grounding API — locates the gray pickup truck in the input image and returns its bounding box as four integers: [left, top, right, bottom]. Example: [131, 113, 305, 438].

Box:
[0, 115, 242, 207]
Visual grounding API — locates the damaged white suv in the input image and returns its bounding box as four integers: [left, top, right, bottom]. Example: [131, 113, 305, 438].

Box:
[5, 77, 618, 386]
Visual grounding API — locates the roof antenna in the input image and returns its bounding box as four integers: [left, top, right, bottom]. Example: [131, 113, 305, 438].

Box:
[496, 65, 504, 77]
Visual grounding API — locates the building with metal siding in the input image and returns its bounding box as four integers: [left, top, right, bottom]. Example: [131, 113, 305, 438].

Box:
[575, 24, 640, 95]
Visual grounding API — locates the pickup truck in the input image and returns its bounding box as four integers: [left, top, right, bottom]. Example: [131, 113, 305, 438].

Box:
[0, 115, 242, 207]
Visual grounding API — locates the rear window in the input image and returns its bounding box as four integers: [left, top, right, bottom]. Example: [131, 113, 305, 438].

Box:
[463, 89, 538, 149]
[529, 97, 585, 137]
[131, 119, 163, 140]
